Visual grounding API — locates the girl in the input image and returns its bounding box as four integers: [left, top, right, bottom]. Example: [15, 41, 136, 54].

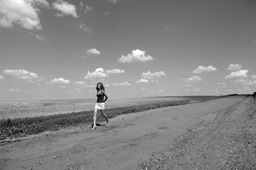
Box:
[92, 82, 109, 130]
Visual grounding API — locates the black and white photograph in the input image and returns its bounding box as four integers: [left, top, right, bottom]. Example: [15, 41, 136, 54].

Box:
[1, 0, 256, 169]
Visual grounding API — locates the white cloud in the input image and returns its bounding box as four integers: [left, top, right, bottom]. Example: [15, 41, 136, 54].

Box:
[192, 65, 217, 74]
[3, 69, 43, 82]
[84, 5, 92, 13]
[225, 69, 249, 79]
[218, 82, 227, 88]
[30, 32, 45, 41]
[141, 71, 166, 80]
[74, 88, 81, 91]
[237, 86, 252, 93]
[86, 48, 101, 55]
[251, 75, 256, 79]
[52, 0, 78, 18]
[79, 23, 92, 33]
[106, 69, 125, 74]
[51, 78, 70, 84]
[181, 84, 192, 87]
[84, 68, 107, 80]
[227, 64, 242, 71]
[108, 0, 121, 4]
[194, 88, 200, 91]
[218, 82, 226, 86]
[112, 81, 131, 86]
[79, 1, 84, 8]
[184, 76, 202, 82]
[234, 78, 256, 86]
[35, 34, 45, 41]
[8, 88, 20, 92]
[75, 81, 87, 86]
[0, 0, 49, 30]
[136, 79, 149, 83]
[0, 75, 4, 79]
[118, 49, 153, 63]
[84, 68, 125, 80]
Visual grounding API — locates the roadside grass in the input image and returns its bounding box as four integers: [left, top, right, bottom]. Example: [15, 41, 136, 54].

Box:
[0, 97, 217, 141]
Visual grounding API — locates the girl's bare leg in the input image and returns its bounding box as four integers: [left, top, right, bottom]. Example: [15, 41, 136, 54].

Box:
[100, 110, 109, 125]
[92, 108, 98, 129]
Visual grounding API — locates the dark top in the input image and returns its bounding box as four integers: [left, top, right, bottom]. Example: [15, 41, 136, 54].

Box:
[96, 91, 108, 103]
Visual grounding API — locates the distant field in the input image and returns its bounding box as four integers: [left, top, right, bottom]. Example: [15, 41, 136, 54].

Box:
[0, 96, 219, 141]
[0, 96, 192, 119]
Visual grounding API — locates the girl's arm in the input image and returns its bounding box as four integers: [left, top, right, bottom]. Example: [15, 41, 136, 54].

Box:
[102, 91, 108, 102]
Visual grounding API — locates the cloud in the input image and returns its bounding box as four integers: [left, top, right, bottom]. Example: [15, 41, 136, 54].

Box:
[35, 34, 45, 41]
[227, 64, 242, 71]
[192, 65, 217, 74]
[181, 84, 192, 87]
[218, 82, 226, 86]
[234, 78, 256, 86]
[51, 78, 70, 84]
[52, 0, 78, 18]
[0, 0, 49, 30]
[218, 82, 227, 88]
[194, 88, 200, 91]
[79, 1, 84, 8]
[108, 0, 121, 4]
[84, 68, 107, 80]
[136, 79, 149, 83]
[112, 81, 131, 86]
[84, 5, 92, 13]
[30, 32, 45, 41]
[8, 88, 20, 92]
[79, 23, 92, 33]
[141, 71, 166, 80]
[0, 75, 4, 79]
[118, 49, 153, 63]
[225, 69, 249, 79]
[184, 76, 202, 82]
[74, 88, 81, 91]
[86, 48, 101, 55]
[251, 75, 256, 79]
[84, 68, 125, 80]
[3, 69, 43, 82]
[106, 69, 125, 74]
[75, 81, 87, 86]
[237, 86, 252, 93]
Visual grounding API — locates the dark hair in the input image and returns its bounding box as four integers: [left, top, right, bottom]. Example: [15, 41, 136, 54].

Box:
[96, 82, 105, 92]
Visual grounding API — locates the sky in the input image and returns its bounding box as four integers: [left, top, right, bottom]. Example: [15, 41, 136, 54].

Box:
[0, 0, 256, 100]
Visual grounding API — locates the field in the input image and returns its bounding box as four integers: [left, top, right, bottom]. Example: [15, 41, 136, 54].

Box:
[0, 96, 195, 119]
[0, 96, 217, 141]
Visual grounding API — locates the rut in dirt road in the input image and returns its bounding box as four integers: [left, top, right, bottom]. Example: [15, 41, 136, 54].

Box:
[140, 96, 256, 170]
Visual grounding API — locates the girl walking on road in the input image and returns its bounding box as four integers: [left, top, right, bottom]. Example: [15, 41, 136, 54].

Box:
[92, 82, 109, 130]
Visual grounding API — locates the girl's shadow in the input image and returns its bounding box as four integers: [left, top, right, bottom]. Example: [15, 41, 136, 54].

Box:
[91, 123, 107, 128]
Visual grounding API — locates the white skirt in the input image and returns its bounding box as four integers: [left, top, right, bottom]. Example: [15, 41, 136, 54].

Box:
[95, 103, 105, 110]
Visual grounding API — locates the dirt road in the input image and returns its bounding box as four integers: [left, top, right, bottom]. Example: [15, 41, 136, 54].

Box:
[0, 96, 252, 170]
